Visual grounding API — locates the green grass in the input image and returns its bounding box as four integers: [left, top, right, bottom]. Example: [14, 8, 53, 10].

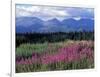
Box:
[16, 40, 94, 73]
[16, 43, 48, 57]
[16, 58, 94, 73]
[16, 41, 67, 57]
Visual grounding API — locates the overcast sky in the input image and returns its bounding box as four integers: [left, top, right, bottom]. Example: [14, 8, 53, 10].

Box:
[16, 4, 94, 21]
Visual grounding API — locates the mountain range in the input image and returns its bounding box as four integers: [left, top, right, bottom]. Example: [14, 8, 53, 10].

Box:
[16, 17, 94, 33]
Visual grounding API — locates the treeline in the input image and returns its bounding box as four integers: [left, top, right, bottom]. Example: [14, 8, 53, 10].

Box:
[16, 31, 94, 47]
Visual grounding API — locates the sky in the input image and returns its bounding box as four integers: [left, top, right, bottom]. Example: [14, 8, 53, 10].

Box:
[16, 4, 94, 21]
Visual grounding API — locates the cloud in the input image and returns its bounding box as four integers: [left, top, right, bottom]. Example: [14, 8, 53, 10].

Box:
[16, 5, 41, 17]
[16, 5, 69, 17]
[65, 8, 94, 18]
[41, 7, 69, 17]
[16, 4, 94, 21]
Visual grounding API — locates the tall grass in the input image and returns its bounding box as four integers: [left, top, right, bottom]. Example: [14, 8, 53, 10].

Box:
[16, 40, 94, 73]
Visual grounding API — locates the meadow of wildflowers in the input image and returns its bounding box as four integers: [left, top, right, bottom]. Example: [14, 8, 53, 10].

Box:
[16, 40, 94, 73]
[15, 4, 94, 73]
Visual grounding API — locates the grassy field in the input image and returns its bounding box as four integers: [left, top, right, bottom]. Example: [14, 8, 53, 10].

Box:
[16, 40, 94, 73]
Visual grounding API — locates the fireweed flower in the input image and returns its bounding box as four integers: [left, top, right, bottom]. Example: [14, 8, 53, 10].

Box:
[16, 41, 94, 66]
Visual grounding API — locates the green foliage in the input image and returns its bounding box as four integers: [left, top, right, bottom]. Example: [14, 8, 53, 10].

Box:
[16, 31, 94, 47]
[16, 42, 64, 57]
[16, 43, 48, 57]
[16, 58, 94, 73]
[15, 31, 94, 73]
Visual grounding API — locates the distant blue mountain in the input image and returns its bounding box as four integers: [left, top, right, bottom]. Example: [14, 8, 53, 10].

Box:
[16, 17, 44, 33]
[62, 18, 94, 31]
[46, 18, 62, 26]
[16, 17, 94, 33]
